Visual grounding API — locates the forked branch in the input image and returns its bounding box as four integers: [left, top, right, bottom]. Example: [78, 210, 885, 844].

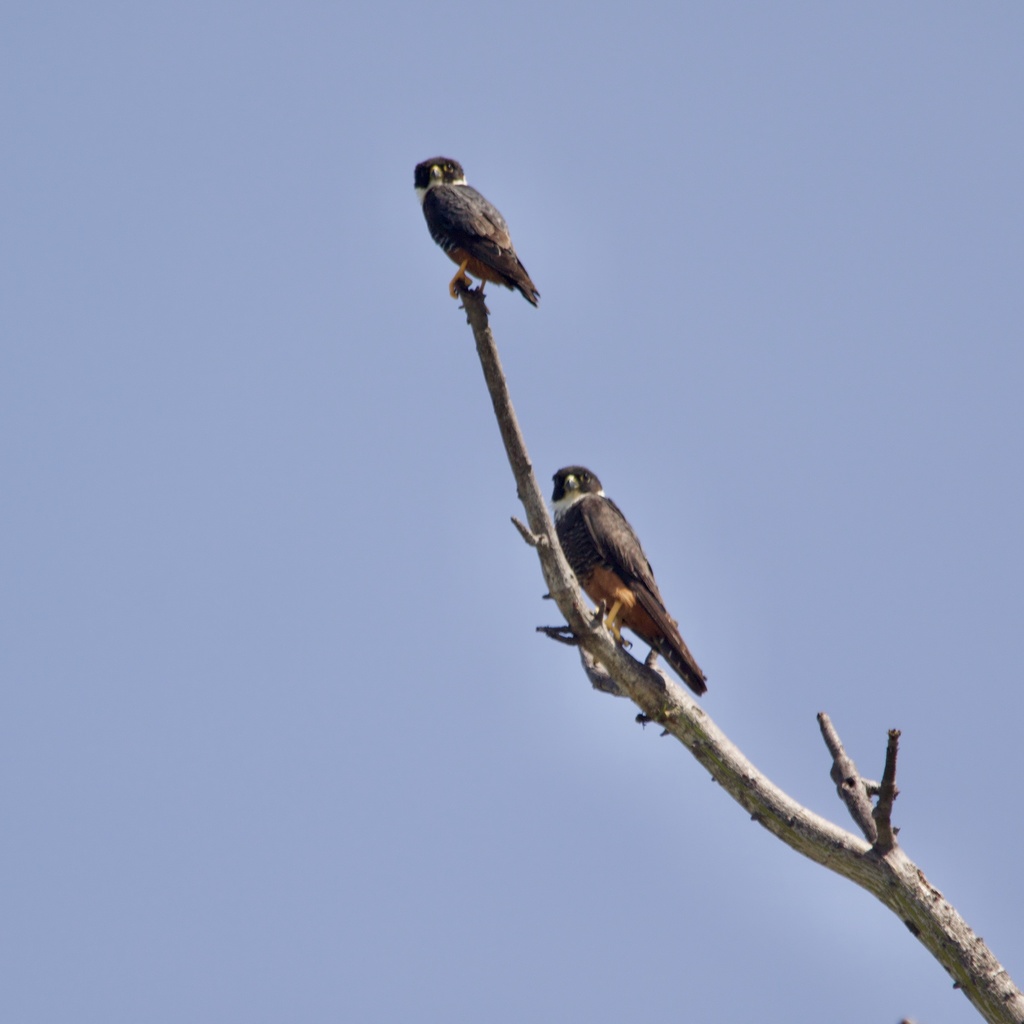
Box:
[457, 285, 1024, 1024]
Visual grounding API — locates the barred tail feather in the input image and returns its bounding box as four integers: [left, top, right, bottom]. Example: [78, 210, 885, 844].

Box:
[653, 636, 708, 697]
[512, 264, 540, 306]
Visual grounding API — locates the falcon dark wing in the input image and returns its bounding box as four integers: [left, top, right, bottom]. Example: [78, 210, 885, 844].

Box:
[421, 185, 538, 304]
[577, 496, 707, 696]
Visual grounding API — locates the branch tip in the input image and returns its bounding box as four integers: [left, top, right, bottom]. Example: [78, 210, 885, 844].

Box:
[511, 515, 546, 548]
[818, 711, 877, 843]
[872, 728, 902, 853]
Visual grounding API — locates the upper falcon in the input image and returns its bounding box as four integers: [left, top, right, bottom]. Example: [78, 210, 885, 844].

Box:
[414, 156, 539, 306]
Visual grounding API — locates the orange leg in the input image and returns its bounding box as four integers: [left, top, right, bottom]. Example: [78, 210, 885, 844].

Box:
[448, 259, 472, 298]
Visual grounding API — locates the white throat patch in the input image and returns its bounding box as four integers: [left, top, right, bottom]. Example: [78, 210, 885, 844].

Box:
[416, 172, 468, 206]
[552, 487, 604, 519]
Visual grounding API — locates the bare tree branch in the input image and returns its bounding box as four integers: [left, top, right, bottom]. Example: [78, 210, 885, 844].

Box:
[457, 285, 1024, 1024]
[818, 711, 877, 843]
[873, 728, 902, 854]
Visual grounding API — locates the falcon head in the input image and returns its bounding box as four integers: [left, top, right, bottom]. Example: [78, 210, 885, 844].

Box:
[414, 157, 467, 203]
[552, 466, 604, 511]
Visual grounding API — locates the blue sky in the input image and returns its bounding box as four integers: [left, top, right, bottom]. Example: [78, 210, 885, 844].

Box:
[3, 4, 1023, 1022]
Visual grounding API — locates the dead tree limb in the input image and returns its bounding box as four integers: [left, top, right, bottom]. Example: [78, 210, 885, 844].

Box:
[818, 711, 877, 842]
[873, 728, 902, 854]
[457, 285, 1024, 1024]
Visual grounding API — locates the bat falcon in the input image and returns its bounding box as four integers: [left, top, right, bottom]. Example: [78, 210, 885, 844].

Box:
[552, 466, 708, 696]
[414, 156, 539, 306]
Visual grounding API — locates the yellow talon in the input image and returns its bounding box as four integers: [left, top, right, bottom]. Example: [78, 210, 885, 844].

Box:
[448, 259, 472, 298]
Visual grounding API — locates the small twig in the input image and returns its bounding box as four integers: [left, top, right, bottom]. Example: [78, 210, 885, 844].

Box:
[873, 729, 902, 854]
[511, 516, 546, 548]
[536, 625, 579, 646]
[817, 712, 878, 843]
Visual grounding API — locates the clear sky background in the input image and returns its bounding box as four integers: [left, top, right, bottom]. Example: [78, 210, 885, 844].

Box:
[3, 5, 1022, 1022]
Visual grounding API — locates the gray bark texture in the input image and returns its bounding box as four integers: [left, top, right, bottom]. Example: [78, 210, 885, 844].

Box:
[457, 286, 1024, 1024]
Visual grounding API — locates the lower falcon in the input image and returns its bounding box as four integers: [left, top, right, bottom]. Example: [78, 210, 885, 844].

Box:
[414, 156, 539, 306]
[551, 466, 707, 696]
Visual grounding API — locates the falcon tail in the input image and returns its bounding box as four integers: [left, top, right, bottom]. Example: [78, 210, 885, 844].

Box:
[509, 263, 540, 306]
[652, 636, 708, 697]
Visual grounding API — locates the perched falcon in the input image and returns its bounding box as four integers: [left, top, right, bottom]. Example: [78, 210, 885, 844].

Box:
[414, 156, 539, 306]
[552, 466, 707, 696]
